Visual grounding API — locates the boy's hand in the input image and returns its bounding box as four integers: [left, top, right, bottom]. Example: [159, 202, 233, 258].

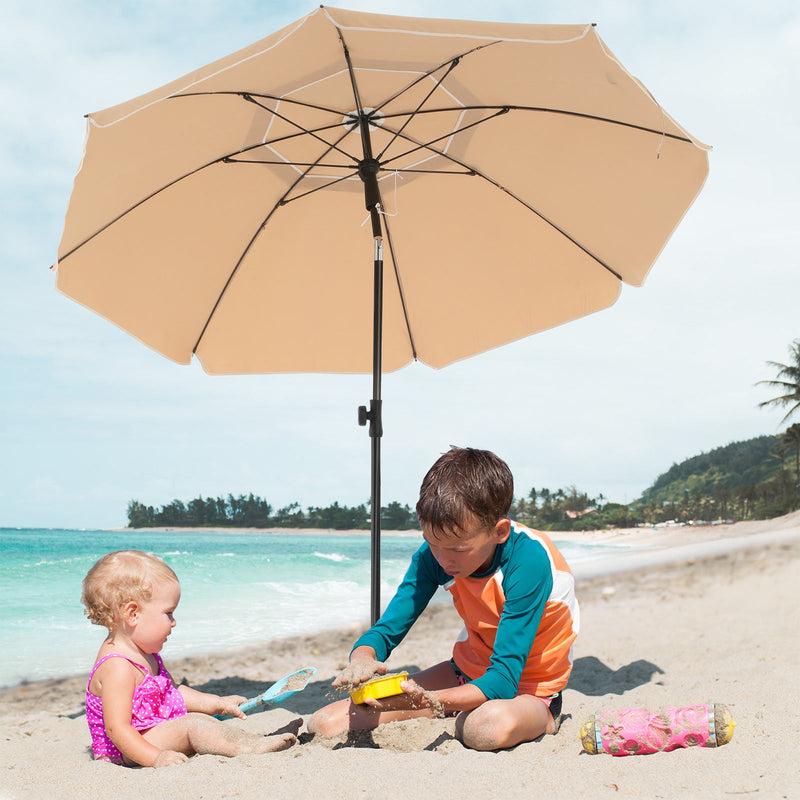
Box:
[332, 658, 386, 688]
[364, 680, 443, 716]
[215, 695, 248, 719]
[399, 679, 428, 706]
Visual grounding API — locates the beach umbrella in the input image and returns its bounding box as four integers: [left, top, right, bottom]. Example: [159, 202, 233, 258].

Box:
[53, 7, 710, 623]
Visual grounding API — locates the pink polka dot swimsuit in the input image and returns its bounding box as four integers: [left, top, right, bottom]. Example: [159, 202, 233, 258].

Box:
[85, 652, 187, 764]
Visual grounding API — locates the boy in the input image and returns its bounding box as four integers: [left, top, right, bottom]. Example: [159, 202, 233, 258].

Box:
[308, 447, 579, 750]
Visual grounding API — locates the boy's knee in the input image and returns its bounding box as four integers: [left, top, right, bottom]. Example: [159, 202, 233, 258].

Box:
[456, 702, 513, 751]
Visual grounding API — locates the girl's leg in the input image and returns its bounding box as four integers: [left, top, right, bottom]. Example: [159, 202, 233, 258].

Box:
[143, 712, 299, 756]
[308, 661, 459, 737]
[455, 694, 554, 751]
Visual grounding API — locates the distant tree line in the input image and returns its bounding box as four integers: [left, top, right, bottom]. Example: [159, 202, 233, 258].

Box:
[127, 429, 800, 533]
[505, 488, 640, 531]
[127, 495, 418, 530]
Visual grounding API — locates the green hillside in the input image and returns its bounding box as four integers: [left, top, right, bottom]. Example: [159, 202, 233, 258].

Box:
[628, 431, 800, 524]
[640, 435, 780, 504]
[510, 432, 797, 530]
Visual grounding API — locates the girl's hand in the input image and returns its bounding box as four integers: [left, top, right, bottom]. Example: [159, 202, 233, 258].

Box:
[215, 695, 248, 719]
[153, 749, 189, 768]
[178, 684, 246, 717]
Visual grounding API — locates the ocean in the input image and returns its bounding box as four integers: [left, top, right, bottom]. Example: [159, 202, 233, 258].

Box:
[0, 527, 621, 689]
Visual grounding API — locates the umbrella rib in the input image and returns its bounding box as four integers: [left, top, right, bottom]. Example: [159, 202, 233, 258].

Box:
[381, 213, 418, 363]
[57, 157, 233, 263]
[374, 56, 463, 164]
[228, 159, 357, 169]
[382, 167, 475, 175]
[241, 93, 360, 165]
[191, 213, 271, 357]
[336, 31, 375, 167]
[172, 97, 358, 158]
[376, 121, 625, 280]
[174, 88, 346, 118]
[369, 40, 501, 122]
[166, 88, 367, 168]
[192, 134, 356, 355]
[58, 106, 360, 264]
[277, 169, 360, 204]
[380, 107, 511, 168]
[504, 188, 622, 281]
[384, 104, 696, 143]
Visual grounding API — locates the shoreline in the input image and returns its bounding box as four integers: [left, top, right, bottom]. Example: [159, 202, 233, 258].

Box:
[15, 511, 798, 543]
[113, 526, 423, 537]
[118, 509, 800, 542]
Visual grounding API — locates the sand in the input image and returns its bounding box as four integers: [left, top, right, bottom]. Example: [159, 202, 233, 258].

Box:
[2, 514, 799, 800]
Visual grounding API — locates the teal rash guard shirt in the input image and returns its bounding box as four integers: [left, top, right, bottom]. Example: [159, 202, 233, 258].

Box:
[352, 523, 557, 701]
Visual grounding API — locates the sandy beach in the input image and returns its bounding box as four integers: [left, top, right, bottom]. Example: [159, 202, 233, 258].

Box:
[2, 514, 799, 800]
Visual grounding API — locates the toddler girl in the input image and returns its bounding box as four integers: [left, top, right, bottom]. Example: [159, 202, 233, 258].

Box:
[82, 549, 298, 767]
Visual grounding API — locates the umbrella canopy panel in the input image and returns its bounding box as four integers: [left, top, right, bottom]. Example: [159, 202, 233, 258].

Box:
[55, 7, 709, 375]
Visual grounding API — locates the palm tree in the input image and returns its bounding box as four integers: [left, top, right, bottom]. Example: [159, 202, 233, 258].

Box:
[782, 423, 800, 505]
[771, 441, 788, 504]
[758, 339, 800, 423]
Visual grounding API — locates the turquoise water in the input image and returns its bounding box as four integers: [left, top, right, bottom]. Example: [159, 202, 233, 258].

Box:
[0, 528, 617, 689]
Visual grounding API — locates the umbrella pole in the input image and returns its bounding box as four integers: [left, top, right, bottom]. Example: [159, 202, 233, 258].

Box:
[358, 156, 385, 625]
[358, 221, 383, 625]
[369, 233, 383, 626]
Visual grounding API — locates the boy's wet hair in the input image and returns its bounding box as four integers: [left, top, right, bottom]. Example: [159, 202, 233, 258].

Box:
[416, 447, 513, 537]
[81, 549, 179, 630]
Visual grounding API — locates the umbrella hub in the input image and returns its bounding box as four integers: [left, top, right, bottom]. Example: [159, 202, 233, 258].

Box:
[357, 158, 381, 181]
[342, 108, 385, 132]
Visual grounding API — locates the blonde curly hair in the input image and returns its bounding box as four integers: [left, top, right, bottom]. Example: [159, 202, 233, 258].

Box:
[81, 550, 179, 630]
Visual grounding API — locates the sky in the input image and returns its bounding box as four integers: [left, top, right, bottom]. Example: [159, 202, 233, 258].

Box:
[2, 1, 798, 530]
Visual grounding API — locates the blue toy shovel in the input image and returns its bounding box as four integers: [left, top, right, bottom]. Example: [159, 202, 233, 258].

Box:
[217, 666, 316, 719]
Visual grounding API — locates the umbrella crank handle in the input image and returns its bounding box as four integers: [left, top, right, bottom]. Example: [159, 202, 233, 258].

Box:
[358, 400, 383, 438]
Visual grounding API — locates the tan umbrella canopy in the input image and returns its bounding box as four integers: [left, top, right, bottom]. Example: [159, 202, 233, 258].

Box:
[54, 7, 709, 620]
